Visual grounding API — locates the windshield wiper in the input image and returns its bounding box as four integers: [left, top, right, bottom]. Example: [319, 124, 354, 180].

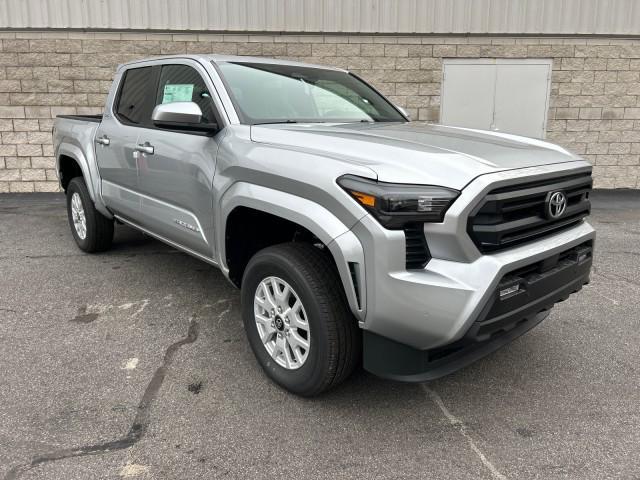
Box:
[253, 120, 299, 125]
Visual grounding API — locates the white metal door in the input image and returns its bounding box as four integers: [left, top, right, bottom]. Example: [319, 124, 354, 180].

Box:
[493, 62, 551, 138]
[440, 62, 495, 131]
[440, 59, 552, 139]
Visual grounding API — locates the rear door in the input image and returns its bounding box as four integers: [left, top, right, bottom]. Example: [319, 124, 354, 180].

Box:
[96, 66, 159, 220]
[135, 60, 225, 258]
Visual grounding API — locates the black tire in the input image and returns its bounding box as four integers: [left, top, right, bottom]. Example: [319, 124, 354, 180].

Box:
[66, 177, 114, 253]
[241, 243, 361, 396]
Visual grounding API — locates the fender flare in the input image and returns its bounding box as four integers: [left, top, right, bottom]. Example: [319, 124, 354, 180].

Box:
[219, 182, 366, 321]
[56, 141, 112, 218]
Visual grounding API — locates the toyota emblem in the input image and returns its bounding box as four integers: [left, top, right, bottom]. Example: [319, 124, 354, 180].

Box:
[546, 191, 567, 219]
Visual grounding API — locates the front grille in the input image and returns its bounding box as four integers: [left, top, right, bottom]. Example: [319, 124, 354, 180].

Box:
[404, 223, 431, 269]
[468, 172, 592, 253]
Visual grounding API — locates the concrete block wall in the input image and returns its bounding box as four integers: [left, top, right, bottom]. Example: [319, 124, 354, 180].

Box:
[1, 31, 640, 192]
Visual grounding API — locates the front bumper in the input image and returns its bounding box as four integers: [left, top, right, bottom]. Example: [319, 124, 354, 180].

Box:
[354, 215, 595, 351]
[348, 162, 595, 380]
[363, 239, 593, 381]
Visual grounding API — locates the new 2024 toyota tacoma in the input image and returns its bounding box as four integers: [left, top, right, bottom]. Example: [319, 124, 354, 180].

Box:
[53, 55, 594, 396]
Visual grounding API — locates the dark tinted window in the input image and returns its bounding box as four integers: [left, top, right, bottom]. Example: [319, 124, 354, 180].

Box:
[115, 67, 156, 125]
[156, 65, 217, 124]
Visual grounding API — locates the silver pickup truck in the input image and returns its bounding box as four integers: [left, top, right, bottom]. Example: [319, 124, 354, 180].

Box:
[53, 55, 594, 396]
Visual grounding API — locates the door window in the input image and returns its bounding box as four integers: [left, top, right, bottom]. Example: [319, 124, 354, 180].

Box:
[156, 65, 218, 124]
[115, 66, 157, 126]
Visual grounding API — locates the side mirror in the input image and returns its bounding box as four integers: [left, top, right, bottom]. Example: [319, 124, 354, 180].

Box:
[152, 101, 202, 124]
[151, 102, 218, 133]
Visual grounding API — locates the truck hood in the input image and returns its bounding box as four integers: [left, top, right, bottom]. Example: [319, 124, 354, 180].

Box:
[250, 122, 581, 190]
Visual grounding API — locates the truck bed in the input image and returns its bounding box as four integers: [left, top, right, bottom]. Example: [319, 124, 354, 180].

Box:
[56, 114, 103, 123]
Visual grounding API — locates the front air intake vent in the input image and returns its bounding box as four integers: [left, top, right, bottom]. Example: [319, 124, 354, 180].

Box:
[404, 223, 430, 269]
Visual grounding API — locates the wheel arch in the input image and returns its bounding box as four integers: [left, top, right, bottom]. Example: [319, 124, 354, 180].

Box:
[56, 141, 112, 219]
[219, 183, 366, 321]
[56, 143, 91, 193]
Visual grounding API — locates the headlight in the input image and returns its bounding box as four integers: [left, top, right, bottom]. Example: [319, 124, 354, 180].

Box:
[338, 175, 459, 229]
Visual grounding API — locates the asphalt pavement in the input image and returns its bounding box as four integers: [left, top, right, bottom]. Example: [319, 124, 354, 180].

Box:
[0, 190, 639, 480]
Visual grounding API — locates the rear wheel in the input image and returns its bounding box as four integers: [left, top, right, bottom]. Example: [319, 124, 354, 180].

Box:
[66, 177, 114, 253]
[241, 243, 360, 396]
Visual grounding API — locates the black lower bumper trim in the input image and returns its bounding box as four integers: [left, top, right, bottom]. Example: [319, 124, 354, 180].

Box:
[363, 310, 550, 382]
[363, 242, 592, 382]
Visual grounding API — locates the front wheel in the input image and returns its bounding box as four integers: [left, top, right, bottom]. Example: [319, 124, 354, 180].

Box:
[241, 243, 360, 396]
[66, 177, 114, 253]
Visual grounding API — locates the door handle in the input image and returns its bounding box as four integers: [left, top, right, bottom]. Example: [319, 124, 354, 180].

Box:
[134, 142, 154, 155]
[96, 135, 110, 146]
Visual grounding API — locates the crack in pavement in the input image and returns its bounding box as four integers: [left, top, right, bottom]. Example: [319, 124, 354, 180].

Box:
[592, 266, 640, 289]
[601, 250, 640, 257]
[3, 319, 199, 480]
[422, 384, 507, 480]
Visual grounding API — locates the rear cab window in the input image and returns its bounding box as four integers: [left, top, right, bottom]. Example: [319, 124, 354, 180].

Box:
[114, 66, 158, 126]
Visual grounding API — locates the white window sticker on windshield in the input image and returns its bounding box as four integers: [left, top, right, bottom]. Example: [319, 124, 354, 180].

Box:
[162, 84, 194, 103]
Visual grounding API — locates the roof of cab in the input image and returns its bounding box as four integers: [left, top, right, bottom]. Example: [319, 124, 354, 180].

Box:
[118, 54, 347, 72]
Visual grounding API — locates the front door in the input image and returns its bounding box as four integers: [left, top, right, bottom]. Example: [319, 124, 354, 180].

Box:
[135, 61, 225, 259]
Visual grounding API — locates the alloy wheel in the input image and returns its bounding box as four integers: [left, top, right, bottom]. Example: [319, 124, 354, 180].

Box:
[253, 276, 310, 370]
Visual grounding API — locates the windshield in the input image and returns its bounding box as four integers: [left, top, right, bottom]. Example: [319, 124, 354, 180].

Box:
[216, 61, 406, 124]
